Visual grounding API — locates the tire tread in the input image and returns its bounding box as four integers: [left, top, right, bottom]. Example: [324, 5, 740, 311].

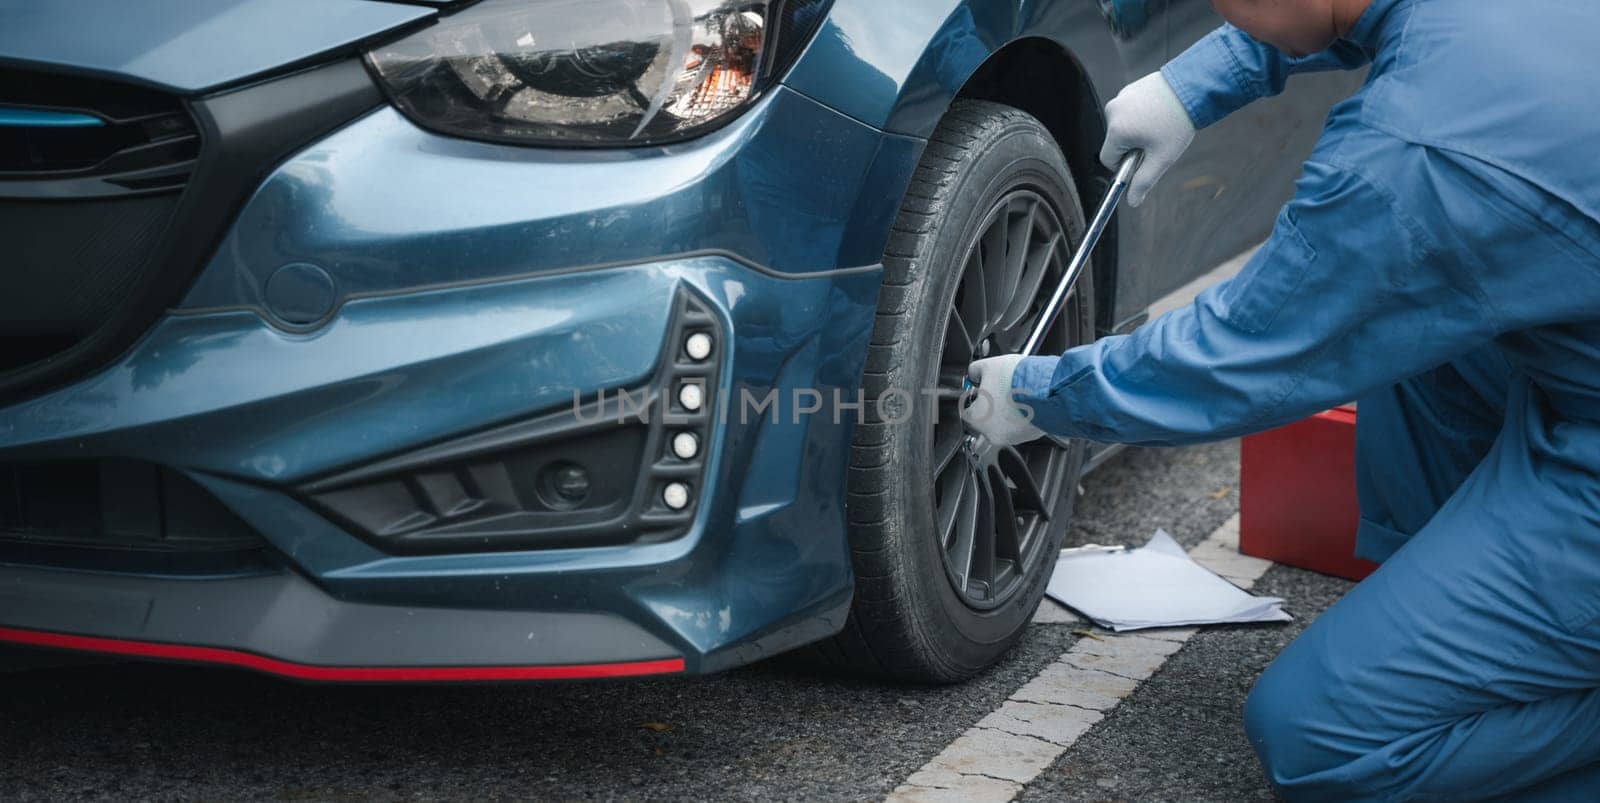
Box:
[814, 101, 1079, 682]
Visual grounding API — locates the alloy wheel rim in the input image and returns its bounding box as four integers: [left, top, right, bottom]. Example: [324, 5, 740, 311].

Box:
[931, 189, 1080, 610]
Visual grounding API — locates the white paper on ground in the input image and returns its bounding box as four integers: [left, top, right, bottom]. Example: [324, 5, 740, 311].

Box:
[1046, 529, 1293, 632]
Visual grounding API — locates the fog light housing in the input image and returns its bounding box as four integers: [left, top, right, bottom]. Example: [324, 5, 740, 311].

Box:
[540, 462, 591, 509]
[300, 288, 721, 554]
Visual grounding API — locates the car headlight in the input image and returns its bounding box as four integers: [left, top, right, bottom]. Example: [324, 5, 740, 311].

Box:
[366, 0, 830, 147]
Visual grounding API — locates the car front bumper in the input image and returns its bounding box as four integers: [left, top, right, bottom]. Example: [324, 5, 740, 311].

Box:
[0, 84, 922, 678]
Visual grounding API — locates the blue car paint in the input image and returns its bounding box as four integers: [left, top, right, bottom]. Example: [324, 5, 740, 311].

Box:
[0, 0, 430, 93]
[0, 0, 1107, 674]
[0, 266, 675, 478]
[785, 0, 1153, 139]
[783, 0, 1172, 323]
[178, 87, 923, 316]
[0, 108, 102, 127]
[1, 251, 880, 671]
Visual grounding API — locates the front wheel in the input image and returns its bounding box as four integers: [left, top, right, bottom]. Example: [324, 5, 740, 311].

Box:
[820, 101, 1094, 683]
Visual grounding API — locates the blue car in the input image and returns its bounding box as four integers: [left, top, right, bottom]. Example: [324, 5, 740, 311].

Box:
[0, 0, 1354, 682]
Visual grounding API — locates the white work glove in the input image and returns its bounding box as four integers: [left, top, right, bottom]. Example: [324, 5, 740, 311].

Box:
[1099, 71, 1196, 207]
[962, 356, 1046, 447]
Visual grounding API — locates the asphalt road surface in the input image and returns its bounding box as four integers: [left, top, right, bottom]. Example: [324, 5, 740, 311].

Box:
[2, 439, 1356, 801]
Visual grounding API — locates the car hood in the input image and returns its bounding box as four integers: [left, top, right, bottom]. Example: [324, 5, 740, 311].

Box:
[0, 0, 438, 94]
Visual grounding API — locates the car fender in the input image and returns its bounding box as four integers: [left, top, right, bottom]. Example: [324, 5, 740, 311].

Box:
[783, 0, 1146, 139]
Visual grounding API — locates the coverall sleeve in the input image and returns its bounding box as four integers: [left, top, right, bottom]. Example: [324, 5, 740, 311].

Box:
[1012, 159, 1497, 447]
[1162, 25, 1370, 128]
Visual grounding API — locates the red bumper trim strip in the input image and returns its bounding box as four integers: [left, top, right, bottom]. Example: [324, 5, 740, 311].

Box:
[0, 626, 685, 682]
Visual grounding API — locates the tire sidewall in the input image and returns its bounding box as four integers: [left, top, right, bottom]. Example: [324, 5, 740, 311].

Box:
[893, 114, 1091, 675]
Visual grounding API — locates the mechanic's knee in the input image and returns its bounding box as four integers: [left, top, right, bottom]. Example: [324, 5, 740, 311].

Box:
[1244, 653, 1366, 799]
[1243, 661, 1302, 787]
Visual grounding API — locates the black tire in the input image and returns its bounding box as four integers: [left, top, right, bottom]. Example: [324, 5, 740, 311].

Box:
[819, 100, 1093, 683]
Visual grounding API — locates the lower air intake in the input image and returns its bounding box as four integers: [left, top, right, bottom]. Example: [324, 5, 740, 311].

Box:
[0, 461, 273, 575]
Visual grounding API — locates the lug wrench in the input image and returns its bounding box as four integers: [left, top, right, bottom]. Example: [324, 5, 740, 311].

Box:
[964, 150, 1143, 455]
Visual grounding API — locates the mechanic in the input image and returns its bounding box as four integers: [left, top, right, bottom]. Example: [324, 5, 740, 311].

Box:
[962, 0, 1600, 799]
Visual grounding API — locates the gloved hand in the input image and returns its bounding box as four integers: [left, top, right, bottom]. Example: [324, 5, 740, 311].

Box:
[1099, 71, 1196, 207]
[962, 355, 1047, 447]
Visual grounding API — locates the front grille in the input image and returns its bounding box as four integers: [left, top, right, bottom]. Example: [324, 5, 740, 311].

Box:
[0, 57, 384, 403]
[0, 68, 199, 188]
[0, 68, 197, 373]
[0, 461, 273, 574]
[1, 195, 180, 364]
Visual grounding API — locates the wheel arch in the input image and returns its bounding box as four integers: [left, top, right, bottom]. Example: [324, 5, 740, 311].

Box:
[954, 37, 1118, 336]
[785, 0, 1127, 332]
[955, 38, 1105, 224]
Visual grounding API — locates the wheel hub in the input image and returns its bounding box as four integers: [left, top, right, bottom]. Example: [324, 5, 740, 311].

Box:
[930, 188, 1083, 609]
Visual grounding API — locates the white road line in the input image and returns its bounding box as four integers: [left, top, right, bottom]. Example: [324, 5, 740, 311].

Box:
[886, 514, 1275, 802]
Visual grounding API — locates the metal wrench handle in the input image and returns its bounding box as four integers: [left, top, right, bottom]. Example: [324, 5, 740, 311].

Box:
[1019, 150, 1144, 358]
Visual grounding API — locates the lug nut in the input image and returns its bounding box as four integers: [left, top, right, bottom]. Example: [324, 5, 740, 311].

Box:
[678, 382, 704, 412]
[672, 431, 700, 459]
[685, 332, 713, 361]
[663, 482, 691, 510]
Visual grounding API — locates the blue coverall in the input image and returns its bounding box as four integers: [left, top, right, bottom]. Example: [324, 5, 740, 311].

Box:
[1014, 0, 1600, 799]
